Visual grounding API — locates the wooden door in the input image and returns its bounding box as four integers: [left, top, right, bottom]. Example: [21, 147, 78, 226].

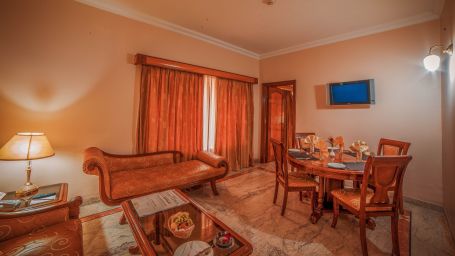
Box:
[261, 80, 296, 162]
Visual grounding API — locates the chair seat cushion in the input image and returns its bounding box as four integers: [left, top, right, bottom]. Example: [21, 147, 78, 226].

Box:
[331, 188, 392, 212]
[287, 174, 318, 189]
[0, 219, 82, 256]
[110, 160, 226, 200]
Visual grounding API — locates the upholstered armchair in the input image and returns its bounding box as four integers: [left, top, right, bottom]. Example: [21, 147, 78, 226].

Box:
[0, 196, 83, 255]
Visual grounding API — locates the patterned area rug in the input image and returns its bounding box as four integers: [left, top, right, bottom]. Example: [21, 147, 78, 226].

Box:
[81, 165, 455, 255]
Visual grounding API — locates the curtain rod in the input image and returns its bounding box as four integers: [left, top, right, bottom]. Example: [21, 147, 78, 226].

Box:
[134, 54, 258, 84]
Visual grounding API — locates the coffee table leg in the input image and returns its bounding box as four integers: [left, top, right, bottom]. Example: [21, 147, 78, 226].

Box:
[311, 176, 324, 224]
[155, 214, 161, 245]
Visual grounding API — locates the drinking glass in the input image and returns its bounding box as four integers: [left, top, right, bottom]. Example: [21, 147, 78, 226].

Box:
[356, 151, 363, 162]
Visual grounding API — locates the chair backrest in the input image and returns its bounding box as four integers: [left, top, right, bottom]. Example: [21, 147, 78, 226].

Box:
[270, 138, 289, 184]
[295, 132, 315, 149]
[377, 138, 411, 156]
[360, 155, 412, 211]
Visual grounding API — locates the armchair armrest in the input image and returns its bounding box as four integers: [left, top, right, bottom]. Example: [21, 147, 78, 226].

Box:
[0, 196, 82, 242]
[196, 151, 228, 169]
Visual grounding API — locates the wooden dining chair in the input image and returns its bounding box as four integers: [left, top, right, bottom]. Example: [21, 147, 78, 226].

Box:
[377, 138, 410, 156]
[331, 155, 412, 256]
[270, 139, 318, 216]
[377, 138, 411, 214]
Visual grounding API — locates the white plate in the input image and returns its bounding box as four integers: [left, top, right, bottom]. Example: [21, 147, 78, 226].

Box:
[327, 163, 346, 169]
[174, 241, 213, 256]
[288, 148, 300, 152]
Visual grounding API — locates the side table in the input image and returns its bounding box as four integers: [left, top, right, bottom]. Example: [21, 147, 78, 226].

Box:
[0, 183, 67, 213]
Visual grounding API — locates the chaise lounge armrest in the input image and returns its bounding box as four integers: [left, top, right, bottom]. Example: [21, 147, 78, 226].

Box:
[83, 147, 108, 176]
[196, 151, 228, 168]
[196, 151, 229, 170]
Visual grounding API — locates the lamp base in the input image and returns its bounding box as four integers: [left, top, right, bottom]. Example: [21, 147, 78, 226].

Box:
[16, 183, 39, 197]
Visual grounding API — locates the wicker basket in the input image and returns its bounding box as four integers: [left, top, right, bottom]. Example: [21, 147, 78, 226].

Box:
[167, 212, 195, 239]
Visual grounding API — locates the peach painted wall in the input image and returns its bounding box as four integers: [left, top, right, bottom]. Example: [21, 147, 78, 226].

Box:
[0, 0, 259, 199]
[440, 0, 455, 241]
[260, 21, 443, 205]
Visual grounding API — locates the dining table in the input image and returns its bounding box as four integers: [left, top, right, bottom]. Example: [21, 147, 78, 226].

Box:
[287, 150, 376, 228]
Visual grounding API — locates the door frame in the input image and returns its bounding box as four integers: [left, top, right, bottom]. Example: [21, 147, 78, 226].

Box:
[260, 80, 296, 163]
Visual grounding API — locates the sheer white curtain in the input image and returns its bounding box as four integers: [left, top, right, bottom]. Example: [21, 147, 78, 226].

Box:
[203, 75, 217, 152]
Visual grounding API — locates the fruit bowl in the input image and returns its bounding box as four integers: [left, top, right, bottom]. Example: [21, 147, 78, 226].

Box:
[167, 211, 195, 239]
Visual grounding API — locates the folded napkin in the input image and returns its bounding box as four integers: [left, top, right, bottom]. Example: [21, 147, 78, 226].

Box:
[316, 140, 327, 150]
[349, 140, 369, 153]
[297, 138, 310, 149]
[303, 135, 320, 145]
[333, 136, 344, 147]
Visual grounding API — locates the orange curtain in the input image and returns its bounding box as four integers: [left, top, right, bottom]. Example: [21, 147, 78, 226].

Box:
[137, 66, 204, 160]
[215, 78, 254, 170]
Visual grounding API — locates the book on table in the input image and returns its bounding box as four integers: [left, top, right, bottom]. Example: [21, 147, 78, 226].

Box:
[131, 189, 189, 217]
[0, 200, 21, 212]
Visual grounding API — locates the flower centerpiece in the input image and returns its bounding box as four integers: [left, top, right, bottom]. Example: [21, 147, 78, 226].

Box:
[349, 140, 369, 161]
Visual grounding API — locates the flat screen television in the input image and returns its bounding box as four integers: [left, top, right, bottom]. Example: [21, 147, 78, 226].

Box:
[328, 79, 375, 105]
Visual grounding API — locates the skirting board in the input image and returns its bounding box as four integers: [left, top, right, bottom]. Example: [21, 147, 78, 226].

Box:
[403, 196, 443, 212]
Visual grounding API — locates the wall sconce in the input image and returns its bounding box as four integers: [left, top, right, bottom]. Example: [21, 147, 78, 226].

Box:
[423, 43, 453, 71]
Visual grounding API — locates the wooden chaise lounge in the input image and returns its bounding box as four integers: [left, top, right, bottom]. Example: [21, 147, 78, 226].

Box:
[83, 147, 229, 206]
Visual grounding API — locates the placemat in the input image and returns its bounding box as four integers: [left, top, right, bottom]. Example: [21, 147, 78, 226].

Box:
[288, 151, 319, 160]
[342, 162, 365, 171]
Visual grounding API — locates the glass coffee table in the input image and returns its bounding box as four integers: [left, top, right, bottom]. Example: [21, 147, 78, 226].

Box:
[121, 189, 252, 256]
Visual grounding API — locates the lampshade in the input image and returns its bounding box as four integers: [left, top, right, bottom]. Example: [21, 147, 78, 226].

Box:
[423, 54, 441, 72]
[0, 132, 54, 161]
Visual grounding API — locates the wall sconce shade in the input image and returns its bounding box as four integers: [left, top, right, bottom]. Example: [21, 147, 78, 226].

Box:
[423, 54, 441, 72]
[0, 132, 54, 160]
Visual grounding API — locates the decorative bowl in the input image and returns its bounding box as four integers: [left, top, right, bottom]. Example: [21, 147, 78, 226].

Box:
[167, 211, 195, 239]
[213, 231, 234, 249]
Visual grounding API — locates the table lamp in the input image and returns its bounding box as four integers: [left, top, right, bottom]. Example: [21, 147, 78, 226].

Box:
[0, 132, 54, 197]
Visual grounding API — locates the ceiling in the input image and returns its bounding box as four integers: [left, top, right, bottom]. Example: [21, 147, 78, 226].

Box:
[78, 0, 445, 59]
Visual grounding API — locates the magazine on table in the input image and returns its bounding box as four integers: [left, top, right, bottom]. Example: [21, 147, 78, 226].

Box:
[132, 190, 189, 217]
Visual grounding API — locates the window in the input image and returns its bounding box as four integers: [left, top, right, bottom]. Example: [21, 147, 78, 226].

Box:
[202, 75, 217, 152]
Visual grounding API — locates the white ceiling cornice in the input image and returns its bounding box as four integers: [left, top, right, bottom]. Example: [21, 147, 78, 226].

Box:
[76, 0, 439, 61]
[75, 0, 261, 59]
[260, 12, 439, 59]
[434, 0, 446, 15]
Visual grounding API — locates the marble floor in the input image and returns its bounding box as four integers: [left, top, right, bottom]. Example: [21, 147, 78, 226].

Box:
[81, 165, 455, 255]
